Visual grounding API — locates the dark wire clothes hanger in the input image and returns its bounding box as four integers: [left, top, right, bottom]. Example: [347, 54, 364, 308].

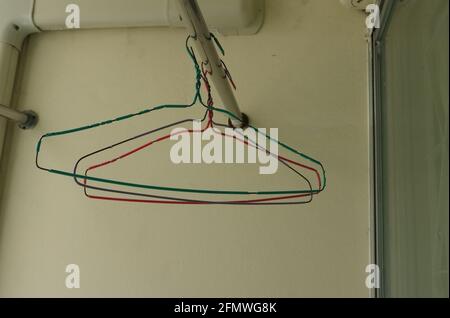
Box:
[36, 35, 326, 205]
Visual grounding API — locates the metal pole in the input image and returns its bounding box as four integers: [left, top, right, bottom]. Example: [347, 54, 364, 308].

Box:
[176, 0, 248, 128]
[371, 0, 397, 299]
[0, 103, 38, 129]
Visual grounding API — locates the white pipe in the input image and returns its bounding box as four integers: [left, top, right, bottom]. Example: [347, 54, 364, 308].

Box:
[177, 0, 247, 127]
[0, 0, 256, 131]
[0, 103, 37, 129]
[0, 103, 28, 123]
[0, 42, 19, 157]
[0, 0, 39, 133]
[32, 0, 264, 36]
[0, 0, 40, 51]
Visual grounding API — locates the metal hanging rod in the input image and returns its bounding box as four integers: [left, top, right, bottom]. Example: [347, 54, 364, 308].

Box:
[0, 103, 38, 129]
[176, 0, 248, 128]
[0, 0, 242, 131]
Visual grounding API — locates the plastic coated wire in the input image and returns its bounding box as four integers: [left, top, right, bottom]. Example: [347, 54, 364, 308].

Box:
[74, 51, 319, 203]
[76, 113, 315, 205]
[71, 65, 315, 205]
[35, 35, 326, 203]
[36, 35, 324, 198]
[79, 144, 315, 205]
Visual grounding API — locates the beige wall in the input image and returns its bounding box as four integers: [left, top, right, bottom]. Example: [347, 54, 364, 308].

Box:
[0, 0, 371, 297]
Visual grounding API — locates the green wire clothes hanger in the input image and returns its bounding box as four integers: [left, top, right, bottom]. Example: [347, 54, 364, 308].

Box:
[35, 35, 326, 205]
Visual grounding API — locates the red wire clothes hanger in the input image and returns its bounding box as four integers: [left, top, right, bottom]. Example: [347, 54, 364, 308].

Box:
[35, 35, 327, 205]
